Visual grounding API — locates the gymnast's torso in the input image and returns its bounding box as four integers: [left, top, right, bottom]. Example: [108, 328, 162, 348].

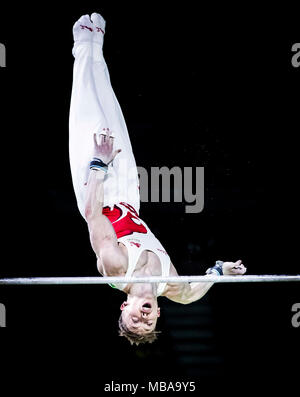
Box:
[98, 202, 174, 295]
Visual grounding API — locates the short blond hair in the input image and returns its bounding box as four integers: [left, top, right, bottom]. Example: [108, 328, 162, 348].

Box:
[118, 314, 161, 345]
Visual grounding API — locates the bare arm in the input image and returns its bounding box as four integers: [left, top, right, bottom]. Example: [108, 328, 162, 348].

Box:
[164, 260, 247, 304]
[85, 168, 116, 242]
[85, 169, 117, 243]
[85, 130, 124, 274]
[163, 266, 214, 305]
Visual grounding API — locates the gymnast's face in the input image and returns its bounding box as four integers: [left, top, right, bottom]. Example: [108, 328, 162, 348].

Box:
[120, 297, 161, 334]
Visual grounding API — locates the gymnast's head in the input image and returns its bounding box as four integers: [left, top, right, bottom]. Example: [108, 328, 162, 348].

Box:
[118, 294, 161, 345]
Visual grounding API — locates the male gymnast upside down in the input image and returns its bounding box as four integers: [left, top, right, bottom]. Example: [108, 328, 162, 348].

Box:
[69, 12, 247, 345]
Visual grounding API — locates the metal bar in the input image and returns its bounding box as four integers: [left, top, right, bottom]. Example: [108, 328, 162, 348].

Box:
[0, 275, 299, 285]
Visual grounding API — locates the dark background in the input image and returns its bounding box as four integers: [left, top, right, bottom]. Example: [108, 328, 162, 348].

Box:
[0, 2, 299, 394]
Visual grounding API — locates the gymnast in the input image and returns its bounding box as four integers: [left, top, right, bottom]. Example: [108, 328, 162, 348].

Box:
[69, 13, 247, 345]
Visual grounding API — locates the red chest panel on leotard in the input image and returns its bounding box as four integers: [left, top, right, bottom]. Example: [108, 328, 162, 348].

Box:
[102, 202, 147, 239]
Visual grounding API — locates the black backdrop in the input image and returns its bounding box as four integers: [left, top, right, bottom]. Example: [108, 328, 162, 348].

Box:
[0, 2, 299, 394]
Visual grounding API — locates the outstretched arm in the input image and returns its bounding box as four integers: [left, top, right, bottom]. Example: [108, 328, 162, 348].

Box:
[85, 131, 124, 274]
[164, 260, 246, 304]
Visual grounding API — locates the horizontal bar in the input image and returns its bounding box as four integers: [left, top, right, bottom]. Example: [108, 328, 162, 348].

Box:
[0, 275, 299, 285]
